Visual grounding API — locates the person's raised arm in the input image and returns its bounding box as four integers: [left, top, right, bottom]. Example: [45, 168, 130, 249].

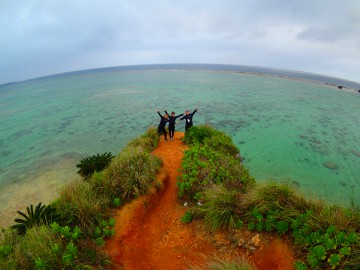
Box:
[156, 109, 162, 118]
[191, 107, 198, 116]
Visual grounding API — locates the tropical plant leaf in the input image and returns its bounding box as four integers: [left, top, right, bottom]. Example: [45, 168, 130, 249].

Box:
[11, 202, 58, 235]
[76, 152, 115, 179]
[14, 218, 27, 224]
[16, 210, 31, 221]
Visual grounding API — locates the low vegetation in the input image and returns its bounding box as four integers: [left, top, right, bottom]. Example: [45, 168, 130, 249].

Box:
[180, 125, 360, 270]
[240, 184, 360, 269]
[0, 127, 161, 269]
[177, 125, 254, 200]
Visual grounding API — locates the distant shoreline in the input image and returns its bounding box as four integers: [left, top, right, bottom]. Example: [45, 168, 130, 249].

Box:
[5, 64, 360, 91]
[155, 67, 360, 93]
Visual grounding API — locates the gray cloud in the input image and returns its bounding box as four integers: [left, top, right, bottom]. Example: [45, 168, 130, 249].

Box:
[0, 0, 359, 84]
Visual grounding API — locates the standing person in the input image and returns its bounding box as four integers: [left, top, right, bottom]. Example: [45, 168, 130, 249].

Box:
[156, 109, 169, 141]
[165, 110, 184, 141]
[180, 107, 198, 131]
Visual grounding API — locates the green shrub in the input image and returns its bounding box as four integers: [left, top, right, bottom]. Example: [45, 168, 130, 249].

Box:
[50, 221, 108, 268]
[112, 197, 122, 208]
[203, 133, 239, 156]
[234, 219, 244, 229]
[11, 202, 58, 235]
[181, 211, 193, 223]
[178, 125, 253, 200]
[178, 144, 252, 199]
[292, 221, 358, 269]
[294, 261, 307, 270]
[184, 125, 240, 156]
[183, 125, 214, 145]
[76, 152, 115, 179]
[0, 244, 12, 258]
[275, 220, 289, 235]
[50, 222, 82, 241]
[224, 180, 360, 269]
[92, 218, 115, 247]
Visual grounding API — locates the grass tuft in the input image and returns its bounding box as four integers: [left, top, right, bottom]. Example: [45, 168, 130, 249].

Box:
[190, 257, 256, 270]
[197, 185, 239, 231]
[55, 180, 110, 234]
[104, 146, 162, 200]
[240, 182, 312, 218]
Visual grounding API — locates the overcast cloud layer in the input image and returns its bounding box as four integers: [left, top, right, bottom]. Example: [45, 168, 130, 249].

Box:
[1, 0, 360, 84]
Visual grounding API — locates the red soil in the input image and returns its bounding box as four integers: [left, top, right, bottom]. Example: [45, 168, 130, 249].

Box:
[104, 132, 296, 270]
[251, 238, 296, 270]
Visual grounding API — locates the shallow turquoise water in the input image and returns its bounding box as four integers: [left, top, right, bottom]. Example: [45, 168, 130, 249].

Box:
[1, 66, 360, 226]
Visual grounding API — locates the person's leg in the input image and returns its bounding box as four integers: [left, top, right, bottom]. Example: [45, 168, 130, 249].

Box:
[163, 127, 168, 140]
[169, 125, 174, 139]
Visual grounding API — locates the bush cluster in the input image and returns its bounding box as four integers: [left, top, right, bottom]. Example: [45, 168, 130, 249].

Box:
[180, 126, 360, 269]
[238, 183, 360, 269]
[192, 183, 360, 270]
[0, 128, 161, 269]
[178, 125, 254, 200]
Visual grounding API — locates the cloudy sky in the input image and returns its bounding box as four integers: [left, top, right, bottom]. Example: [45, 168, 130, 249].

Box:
[1, 0, 360, 85]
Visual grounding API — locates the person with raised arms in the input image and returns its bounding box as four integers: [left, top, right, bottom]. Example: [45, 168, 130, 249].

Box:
[180, 107, 198, 131]
[164, 110, 184, 141]
[156, 109, 169, 141]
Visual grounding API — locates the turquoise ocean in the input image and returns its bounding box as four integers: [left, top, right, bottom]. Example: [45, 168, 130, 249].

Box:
[1, 64, 360, 227]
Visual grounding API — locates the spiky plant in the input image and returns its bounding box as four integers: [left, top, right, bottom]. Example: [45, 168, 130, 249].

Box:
[197, 185, 239, 231]
[190, 257, 256, 270]
[11, 202, 58, 235]
[76, 152, 115, 179]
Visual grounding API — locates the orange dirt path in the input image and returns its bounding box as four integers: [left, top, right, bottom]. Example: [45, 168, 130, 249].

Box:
[104, 132, 296, 270]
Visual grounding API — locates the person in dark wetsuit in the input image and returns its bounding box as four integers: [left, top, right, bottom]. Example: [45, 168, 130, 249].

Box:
[156, 109, 169, 140]
[180, 107, 198, 131]
[165, 111, 184, 141]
